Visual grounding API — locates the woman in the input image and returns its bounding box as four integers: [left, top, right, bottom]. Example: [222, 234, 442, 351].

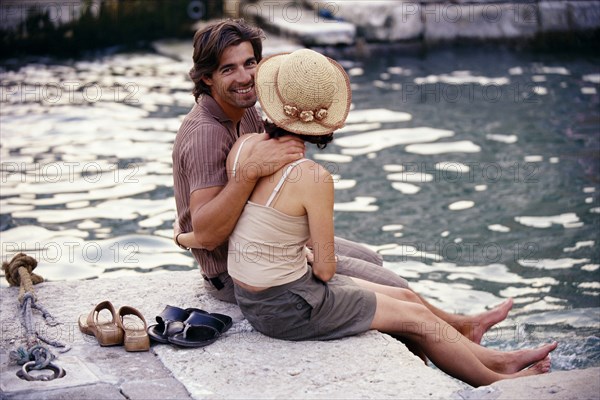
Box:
[191, 49, 557, 387]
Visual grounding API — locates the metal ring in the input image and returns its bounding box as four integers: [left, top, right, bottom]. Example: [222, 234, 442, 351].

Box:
[29, 345, 53, 369]
[17, 361, 65, 381]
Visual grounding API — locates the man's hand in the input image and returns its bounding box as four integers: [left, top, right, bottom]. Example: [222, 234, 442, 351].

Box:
[305, 246, 314, 265]
[239, 133, 305, 181]
[304, 246, 337, 266]
[189, 133, 305, 250]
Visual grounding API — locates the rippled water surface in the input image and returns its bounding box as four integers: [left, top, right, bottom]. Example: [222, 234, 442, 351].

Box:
[1, 44, 598, 370]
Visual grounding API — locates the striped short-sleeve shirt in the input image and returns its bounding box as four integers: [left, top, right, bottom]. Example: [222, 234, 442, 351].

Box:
[172, 94, 263, 277]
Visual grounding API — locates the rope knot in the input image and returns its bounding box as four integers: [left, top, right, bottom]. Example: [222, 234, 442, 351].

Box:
[3, 253, 43, 287]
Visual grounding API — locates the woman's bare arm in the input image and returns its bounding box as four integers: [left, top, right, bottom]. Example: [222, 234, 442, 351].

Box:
[302, 162, 336, 282]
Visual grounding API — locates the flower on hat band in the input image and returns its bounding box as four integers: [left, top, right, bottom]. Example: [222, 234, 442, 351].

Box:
[315, 108, 328, 120]
[283, 105, 299, 118]
[283, 104, 328, 123]
[299, 111, 314, 122]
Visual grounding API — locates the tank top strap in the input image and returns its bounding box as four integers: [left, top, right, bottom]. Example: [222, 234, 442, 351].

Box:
[265, 158, 309, 208]
[231, 135, 256, 178]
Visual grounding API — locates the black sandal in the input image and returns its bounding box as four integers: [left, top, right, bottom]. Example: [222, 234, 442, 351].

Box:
[167, 310, 231, 348]
[147, 305, 204, 343]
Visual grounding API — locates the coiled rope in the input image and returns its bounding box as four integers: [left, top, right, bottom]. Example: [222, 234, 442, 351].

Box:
[3, 253, 68, 380]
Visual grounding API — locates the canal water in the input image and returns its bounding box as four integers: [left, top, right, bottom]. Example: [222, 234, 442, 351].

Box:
[1, 43, 598, 371]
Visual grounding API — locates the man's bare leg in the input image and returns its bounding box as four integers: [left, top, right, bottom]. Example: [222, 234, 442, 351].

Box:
[416, 294, 513, 344]
[351, 277, 513, 343]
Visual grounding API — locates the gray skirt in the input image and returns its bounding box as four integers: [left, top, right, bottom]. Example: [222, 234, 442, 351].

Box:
[234, 269, 377, 341]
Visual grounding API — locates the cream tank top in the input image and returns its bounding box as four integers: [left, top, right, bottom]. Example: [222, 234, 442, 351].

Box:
[227, 136, 310, 287]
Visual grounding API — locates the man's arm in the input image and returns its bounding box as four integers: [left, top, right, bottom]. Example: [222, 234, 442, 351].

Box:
[190, 133, 305, 250]
[189, 179, 253, 250]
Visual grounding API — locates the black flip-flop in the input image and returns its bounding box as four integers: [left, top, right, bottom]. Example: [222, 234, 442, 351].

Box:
[147, 305, 205, 343]
[167, 311, 231, 348]
[204, 312, 232, 332]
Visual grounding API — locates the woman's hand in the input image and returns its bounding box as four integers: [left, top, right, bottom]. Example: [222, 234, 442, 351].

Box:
[173, 219, 191, 251]
[173, 219, 183, 248]
[173, 218, 181, 237]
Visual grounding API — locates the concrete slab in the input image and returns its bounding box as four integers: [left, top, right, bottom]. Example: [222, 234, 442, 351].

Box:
[0, 271, 462, 399]
[423, 3, 539, 41]
[1, 270, 598, 399]
[0, 382, 125, 400]
[153, 329, 463, 399]
[246, 1, 355, 45]
[310, 0, 423, 41]
[0, 356, 98, 394]
[539, 1, 570, 32]
[121, 377, 192, 400]
[152, 26, 303, 63]
[455, 367, 600, 400]
[568, 1, 600, 30]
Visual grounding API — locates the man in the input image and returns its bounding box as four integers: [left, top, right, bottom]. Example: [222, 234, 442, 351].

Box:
[172, 19, 511, 343]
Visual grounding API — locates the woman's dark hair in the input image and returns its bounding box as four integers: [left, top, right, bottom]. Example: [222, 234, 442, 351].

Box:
[264, 121, 333, 149]
[189, 19, 264, 102]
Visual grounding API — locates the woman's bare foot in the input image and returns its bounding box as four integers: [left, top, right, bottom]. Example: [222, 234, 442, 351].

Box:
[492, 342, 558, 374]
[459, 298, 514, 344]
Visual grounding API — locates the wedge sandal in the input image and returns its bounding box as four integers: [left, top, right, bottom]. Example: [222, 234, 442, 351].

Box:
[117, 306, 150, 352]
[78, 301, 124, 346]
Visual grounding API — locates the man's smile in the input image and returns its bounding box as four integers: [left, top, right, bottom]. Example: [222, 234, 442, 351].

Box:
[232, 85, 254, 95]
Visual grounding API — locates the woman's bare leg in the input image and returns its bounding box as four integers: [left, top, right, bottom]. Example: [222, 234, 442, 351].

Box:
[371, 293, 555, 387]
[455, 334, 558, 374]
[351, 277, 512, 343]
[353, 278, 557, 374]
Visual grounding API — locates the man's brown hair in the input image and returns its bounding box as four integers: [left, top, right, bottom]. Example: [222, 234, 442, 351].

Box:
[189, 19, 264, 102]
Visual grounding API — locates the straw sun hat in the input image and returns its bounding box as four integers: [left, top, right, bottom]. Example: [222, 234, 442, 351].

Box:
[255, 49, 351, 136]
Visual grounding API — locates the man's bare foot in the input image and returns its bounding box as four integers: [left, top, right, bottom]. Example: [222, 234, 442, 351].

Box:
[459, 298, 514, 344]
[492, 342, 558, 374]
[505, 355, 552, 380]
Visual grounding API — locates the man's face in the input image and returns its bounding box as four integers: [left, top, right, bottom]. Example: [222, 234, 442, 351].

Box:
[203, 41, 258, 115]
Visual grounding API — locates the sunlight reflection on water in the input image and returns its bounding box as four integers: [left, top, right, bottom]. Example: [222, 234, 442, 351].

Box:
[1, 44, 598, 370]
